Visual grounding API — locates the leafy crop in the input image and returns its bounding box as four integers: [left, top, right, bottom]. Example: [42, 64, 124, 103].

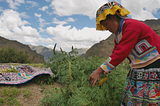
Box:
[41, 44, 129, 106]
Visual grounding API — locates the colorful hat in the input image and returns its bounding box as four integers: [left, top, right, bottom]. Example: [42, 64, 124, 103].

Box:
[96, 1, 130, 31]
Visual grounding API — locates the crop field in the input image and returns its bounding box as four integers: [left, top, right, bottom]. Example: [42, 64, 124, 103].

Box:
[0, 49, 129, 106]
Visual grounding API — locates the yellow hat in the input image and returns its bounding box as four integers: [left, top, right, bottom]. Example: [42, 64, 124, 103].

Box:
[96, 1, 130, 31]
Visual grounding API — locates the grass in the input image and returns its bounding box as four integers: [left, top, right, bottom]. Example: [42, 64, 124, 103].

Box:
[22, 86, 31, 98]
[0, 86, 22, 106]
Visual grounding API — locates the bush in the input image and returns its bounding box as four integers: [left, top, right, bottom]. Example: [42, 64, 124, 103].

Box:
[0, 46, 31, 63]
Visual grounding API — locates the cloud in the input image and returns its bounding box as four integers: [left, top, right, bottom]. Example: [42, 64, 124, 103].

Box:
[20, 36, 53, 44]
[26, 1, 38, 9]
[45, 0, 51, 2]
[0, 9, 41, 39]
[6, 0, 25, 9]
[34, 13, 50, 27]
[38, 6, 49, 11]
[20, 12, 30, 18]
[50, 0, 108, 19]
[50, 0, 159, 21]
[122, 0, 159, 20]
[52, 17, 75, 25]
[0, 9, 54, 48]
[52, 18, 68, 25]
[66, 17, 75, 22]
[46, 24, 111, 51]
[34, 13, 41, 18]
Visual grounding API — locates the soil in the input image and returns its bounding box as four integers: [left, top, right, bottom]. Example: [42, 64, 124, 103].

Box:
[1, 81, 62, 106]
[17, 82, 62, 106]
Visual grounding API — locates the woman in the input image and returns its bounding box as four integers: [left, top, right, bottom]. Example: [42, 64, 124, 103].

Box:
[88, 1, 160, 106]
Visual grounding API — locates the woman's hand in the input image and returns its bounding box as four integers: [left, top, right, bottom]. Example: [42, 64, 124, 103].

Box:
[88, 67, 107, 86]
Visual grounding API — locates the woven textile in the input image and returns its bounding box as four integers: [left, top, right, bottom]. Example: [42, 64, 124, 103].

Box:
[0, 65, 53, 85]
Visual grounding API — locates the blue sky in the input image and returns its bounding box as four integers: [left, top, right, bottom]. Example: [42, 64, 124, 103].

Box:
[0, 0, 160, 52]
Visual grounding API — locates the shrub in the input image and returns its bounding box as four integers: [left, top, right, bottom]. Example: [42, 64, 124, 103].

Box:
[0, 46, 31, 63]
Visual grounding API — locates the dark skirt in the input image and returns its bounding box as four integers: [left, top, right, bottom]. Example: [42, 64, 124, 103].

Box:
[121, 59, 160, 106]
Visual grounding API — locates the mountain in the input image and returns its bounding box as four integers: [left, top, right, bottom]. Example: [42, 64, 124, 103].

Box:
[143, 19, 160, 35]
[0, 36, 44, 63]
[83, 19, 160, 58]
[83, 34, 114, 58]
[29, 45, 55, 62]
[74, 48, 88, 55]
[29, 45, 88, 61]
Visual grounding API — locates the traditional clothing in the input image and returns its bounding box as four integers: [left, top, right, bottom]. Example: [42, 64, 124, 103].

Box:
[100, 18, 160, 72]
[96, 1, 160, 106]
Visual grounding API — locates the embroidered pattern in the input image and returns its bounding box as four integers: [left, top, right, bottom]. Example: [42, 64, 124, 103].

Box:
[135, 39, 152, 53]
[100, 57, 115, 71]
[96, 1, 121, 18]
[121, 68, 160, 105]
[129, 46, 159, 64]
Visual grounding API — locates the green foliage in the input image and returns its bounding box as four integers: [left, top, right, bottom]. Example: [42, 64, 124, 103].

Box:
[0, 98, 5, 106]
[23, 87, 31, 98]
[30, 74, 54, 85]
[44, 44, 80, 84]
[0, 86, 22, 106]
[0, 46, 31, 63]
[2, 86, 20, 97]
[41, 45, 129, 106]
[65, 61, 73, 98]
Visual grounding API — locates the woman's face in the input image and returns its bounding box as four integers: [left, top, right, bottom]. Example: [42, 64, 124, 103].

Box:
[100, 15, 119, 34]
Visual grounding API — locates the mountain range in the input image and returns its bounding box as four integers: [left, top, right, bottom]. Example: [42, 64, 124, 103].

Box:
[29, 45, 88, 61]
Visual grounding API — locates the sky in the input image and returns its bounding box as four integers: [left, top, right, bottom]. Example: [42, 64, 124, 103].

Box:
[0, 0, 160, 52]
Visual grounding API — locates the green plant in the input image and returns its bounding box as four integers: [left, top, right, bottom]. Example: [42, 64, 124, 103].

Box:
[6, 97, 22, 106]
[41, 46, 129, 106]
[0, 98, 5, 106]
[65, 61, 73, 98]
[2, 86, 20, 97]
[23, 87, 31, 98]
[0, 86, 22, 106]
[40, 85, 45, 92]
[0, 46, 31, 63]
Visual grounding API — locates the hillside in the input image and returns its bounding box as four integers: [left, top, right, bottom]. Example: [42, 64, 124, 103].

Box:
[0, 36, 44, 63]
[83, 34, 114, 58]
[83, 19, 160, 58]
[75, 48, 88, 55]
[29, 45, 55, 62]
